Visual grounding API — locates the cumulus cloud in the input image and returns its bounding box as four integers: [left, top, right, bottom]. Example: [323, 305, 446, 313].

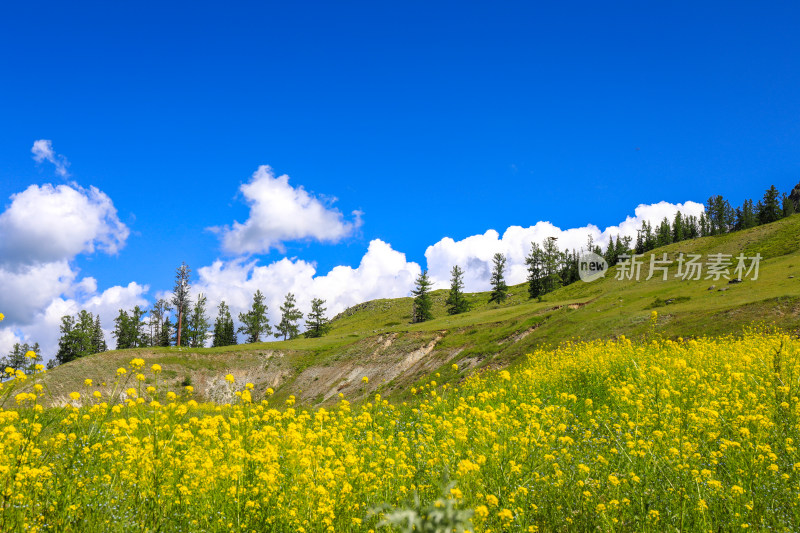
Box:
[0, 176, 705, 356]
[0, 183, 129, 266]
[598, 200, 705, 244]
[213, 165, 362, 254]
[177, 200, 704, 342]
[0, 325, 25, 360]
[425, 201, 705, 291]
[0, 282, 149, 359]
[189, 239, 421, 336]
[31, 139, 70, 177]
[0, 261, 78, 325]
[0, 177, 135, 358]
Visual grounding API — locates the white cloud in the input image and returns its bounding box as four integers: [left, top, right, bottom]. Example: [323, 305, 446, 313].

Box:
[425, 201, 705, 291]
[213, 165, 362, 254]
[604, 201, 705, 242]
[0, 174, 705, 358]
[0, 177, 135, 359]
[0, 328, 23, 359]
[180, 200, 705, 342]
[0, 282, 150, 359]
[0, 261, 78, 324]
[80, 282, 151, 347]
[31, 139, 70, 177]
[191, 239, 421, 338]
[0, 183, 129, 266]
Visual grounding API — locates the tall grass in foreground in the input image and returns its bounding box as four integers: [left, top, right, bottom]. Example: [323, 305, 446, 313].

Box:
[1, 325, 799, 531]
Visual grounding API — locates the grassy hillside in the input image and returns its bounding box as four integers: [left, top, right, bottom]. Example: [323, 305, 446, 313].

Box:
[40, 214, 800, 405]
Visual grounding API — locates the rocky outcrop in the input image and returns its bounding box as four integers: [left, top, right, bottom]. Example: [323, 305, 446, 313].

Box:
[790, 181, 800, 211]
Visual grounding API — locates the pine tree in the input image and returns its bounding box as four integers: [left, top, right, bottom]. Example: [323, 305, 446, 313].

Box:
[706, 195, 733, 235]
[672, 212, 685, 242]
[187, 293, 210, 348]
[445, 265, 469, 314]
[616, 235, 631, 259]
[542, 237, 563, 294]
[112, 309, 132, 349]
[634, 225, 646, 254]
[643, 221, 657, 250]
[223, 309, 236, 345]
[605, 236, 616, 266]
[149, 299, 172, 347]
[111, 307, 147, 349]
[5, 343, 26, 371]
[699, 212, 709, 237]
[758, 185, 781, 224]
[77, 310, 94, 342]
[586, 234, 595, 254]
[238, 290, 271, 343]
[304, 298, 331, 338]
[411, 269, 434, 322]
[131, 306, 147, 347]
[3, 343, 42, 373]
[525, 242, 544, 298]
[212, 301, 236, 347]
[171, 262, 192, 348]
[92, 315, 107, 353]
[28, 343, 42, 366]
[782, 193, 796, 217]
[488, 253, 508, 304]
[276, 293, 303, 340]
[722, 199, 734, 232]
[562, 249, 581, 286]
[656, 217, 672, 247]
[55, 315, 76, 364]
[684, 216, 699, 239]
[57, 313, 95, 364]
[706, 196, 718, 234]
[734, 207, 744, 231]
[741, 199, 757, 229]
[159, 317, 173, 347]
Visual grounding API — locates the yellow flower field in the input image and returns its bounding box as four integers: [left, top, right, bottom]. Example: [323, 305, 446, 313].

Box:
[1, 329, 799, 531]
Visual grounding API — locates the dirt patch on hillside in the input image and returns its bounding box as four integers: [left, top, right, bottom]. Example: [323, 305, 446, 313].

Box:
[282, 332, 448, 404]
[510, 326, 538, 343]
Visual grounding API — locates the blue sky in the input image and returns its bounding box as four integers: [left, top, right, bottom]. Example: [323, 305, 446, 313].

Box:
[1, 1, 799, 355]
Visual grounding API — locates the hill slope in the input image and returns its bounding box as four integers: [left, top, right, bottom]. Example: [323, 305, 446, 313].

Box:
[41, 215, 800, 405]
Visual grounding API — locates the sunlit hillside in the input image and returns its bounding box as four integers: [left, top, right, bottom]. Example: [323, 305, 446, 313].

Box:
[38, 214, 800, 406]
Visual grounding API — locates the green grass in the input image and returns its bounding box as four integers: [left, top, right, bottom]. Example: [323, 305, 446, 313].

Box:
[40, 214, 800, 405]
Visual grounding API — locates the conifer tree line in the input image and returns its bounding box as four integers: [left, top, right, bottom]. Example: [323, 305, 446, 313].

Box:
[50, 263, 332, 367]
[528, 182, 800, 300]
[411, 252, 506, 323]
[0, 342, 43, 374]
[409, 181, 800, 323]
[632, 184, 798, 255]
[56, 310, 107, 365]
[410, 245, 574, 324]
[34, 181, 800, 360]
